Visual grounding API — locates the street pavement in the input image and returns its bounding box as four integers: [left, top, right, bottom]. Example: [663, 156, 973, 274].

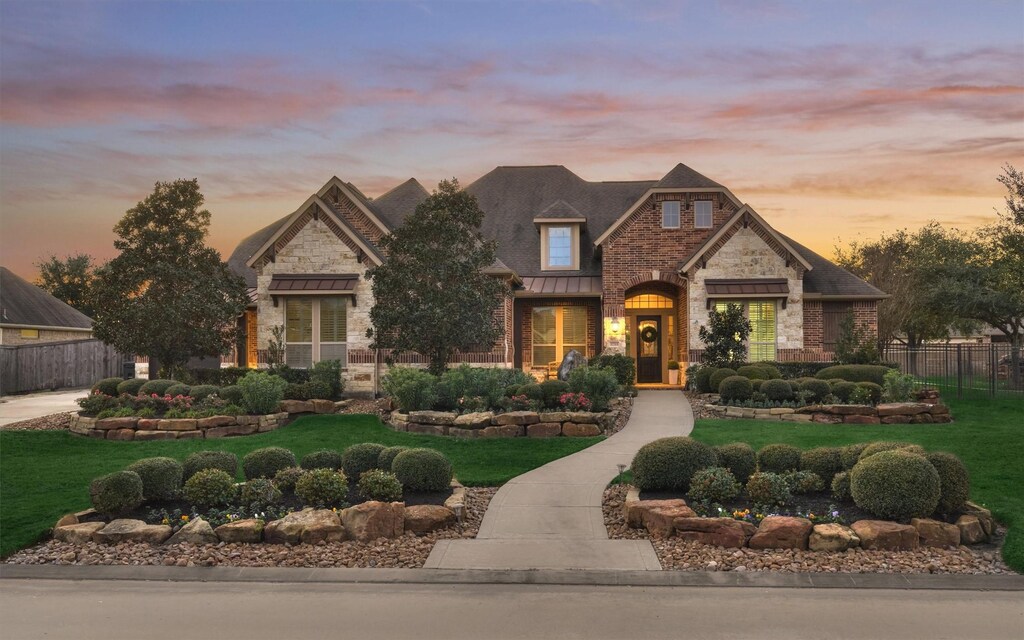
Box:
[0, 389, 84, 426]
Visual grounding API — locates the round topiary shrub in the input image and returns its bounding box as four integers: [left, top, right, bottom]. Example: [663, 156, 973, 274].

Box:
[301, 449, 342, 471]
[761, 378, 795, 402]
[139, 379, 180, 396]
[926, 451, 970, 514]
[273, 466, 307, 492]
[630, 437, 718, 492]
[243, 447, 298, 480]
[392, 448, 453, 492]
[189, 385, 220, 401]
[831, 381, 857, 403]
[710, 368, 737, 394]
[125, 457, 183, 501]
[736, 364, 768, 380]
[238, 371, 288, 415]
[90, 470, 144, 515]
[694, 367, 715, 393]
[357, 469, 404, 502]
[858, 441, 925, 462]
[831, 471, 852, 501]
[92, 377, 123, 396]
[341, 443, 387, 479]
[687, 467, 741, 503]
[713, 442, 757, 483]
[165, 383, 192, 398]
[851, 450, 941, 520]
[750, 379, 764, 392]
[800, 379, 832, 403]
[856, 381, 883, 404]
[239, 478, 283, 509]
[718, 376, 753, 403]
[116, 378, 147, 395]
[218, 385, 243, 405]
[378, 446, 410, 470]
[540, 380, 570, 408]
[800, 447, 843, 486]
[840, 443, 870, 470]
[183, 468, 237, 509]
[757, 444, 802, 473]
[516, 383, 544, 404]
[182, 450, 239, 481]
[745, 472, 791, 507]
[784, 470, 824, 494]
[295, 469, 349, 507]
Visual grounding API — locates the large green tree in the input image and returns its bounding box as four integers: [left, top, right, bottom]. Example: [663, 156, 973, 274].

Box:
[366, 179, 509, 375]
[34, 253, 97, 318]
[91, 179, 249, 377]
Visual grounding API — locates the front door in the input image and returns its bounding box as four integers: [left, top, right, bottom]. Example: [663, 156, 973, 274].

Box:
[636, 316, 662, 383]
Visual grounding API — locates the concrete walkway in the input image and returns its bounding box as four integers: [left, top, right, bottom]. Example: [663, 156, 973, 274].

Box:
[426, 390, 693, 570]
[0, 389, 84, 427]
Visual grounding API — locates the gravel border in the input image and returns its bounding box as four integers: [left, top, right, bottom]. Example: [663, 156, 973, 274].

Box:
[0, 412, 74, 431]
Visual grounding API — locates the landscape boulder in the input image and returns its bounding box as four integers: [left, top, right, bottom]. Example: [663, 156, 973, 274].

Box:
[408, 411, 456, 425]
[91, 519, 173, 545]
[955, 515, 988, 545]
[264, 509, 344, 544]
[453, 412, 494, 428]
[562, 423, 601, 437]
[808, 523, 861, 552]
[748, 516, 813, 550]
[214, 519, 264, 543]
[911, 518, 961, 548]
[850, 520, 919, 551]
[166, 517, 219, 545]
[672, 517, 757, 548]
[403, 505, 457, 535]
[53, 522, 105, 545]
[340, 501, 405, 542]
[493, 411, 539, 426]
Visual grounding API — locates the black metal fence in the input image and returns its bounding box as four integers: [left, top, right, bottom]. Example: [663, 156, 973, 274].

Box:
[883, 344, 1023, 400]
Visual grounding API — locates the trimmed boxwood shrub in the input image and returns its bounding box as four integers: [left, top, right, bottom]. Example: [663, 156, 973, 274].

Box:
[238, 371, 287, 415]
[757, 444, 802, 473]
[745, 472, 791, 507]
[125, 457, 183, 501]
[357, 469, 404, 502]
[687, 467, 741, 503]
[750, 379, 764, 392]
[540, 380, 570, 408]
[378, 446, 410, 470]
[718, 376, 753, 402]
[517, 383, 544, 403]
[381, 367, 438, 412]
[218, 385, 243, 405]
[92, 377, 124, 396]
[800, 379, 831, 403]
[800, 447, 843, 486]
[139, 379, 180, 396]
[182, 451, 238, 481]
[90, 470, 144, 515]
[183, 468, 237, 508]
[815, 364, 892, 385]
[926, 451, 970, 514]
[590, 353, 636, 387]
[713, 443, 756, 483]
[709, 368, 737, 393]
[242, 446, 298, 480]
[273, 466, 307, 492]
[850, 450, 941, 520]
[116, 378, 147, 395]
[831, 381, 857, 403]
[761, 378, 794, 401]
[831, 471, 852, 501]
[567, 366, 620, 411]
[189, 384, 220, 401]
[856, 381, 883, 404]
[737, 364, 781, 380]
[630, 437, 718, 492]
[301, 449, 342, 471]
[310, 359, 345, 400]
[392, 448, 453, 492]
[295, 469, 349, 507]
[239, 478, 282, 509]
[784, 470, 824, 494]
[342, 443, 387, 479]
[858, 441, 925, 462]
[165, 383, 192, 397]
[840, 443, 870, 470]
[694, 366, 715, 393]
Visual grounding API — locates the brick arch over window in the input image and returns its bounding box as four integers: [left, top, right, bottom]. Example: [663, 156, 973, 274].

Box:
[622, 270, 686, 291]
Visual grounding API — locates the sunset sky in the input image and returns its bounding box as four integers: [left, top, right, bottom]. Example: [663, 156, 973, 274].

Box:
[1, 0, 1022, 279]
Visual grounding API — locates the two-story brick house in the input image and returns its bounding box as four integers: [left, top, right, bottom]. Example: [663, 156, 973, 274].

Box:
[228, 164, 885, 392]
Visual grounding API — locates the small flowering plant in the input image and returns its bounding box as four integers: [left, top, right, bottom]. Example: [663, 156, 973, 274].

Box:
[559, 392, 592, 412]
[457, 395, 489, 413]
[502, 394, 537, 411]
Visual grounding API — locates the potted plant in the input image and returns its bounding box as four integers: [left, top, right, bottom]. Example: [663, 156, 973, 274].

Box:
[667, 360, 680, 385]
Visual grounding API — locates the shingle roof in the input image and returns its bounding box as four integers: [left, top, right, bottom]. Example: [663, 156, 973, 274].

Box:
[371, 178, 430, 230]
[654, 163, 724, 189]
[534, 200, 585, 220]
[780, 235, 888, 298]
[227, 216, 289, 288]
[0, 267, 93, 329]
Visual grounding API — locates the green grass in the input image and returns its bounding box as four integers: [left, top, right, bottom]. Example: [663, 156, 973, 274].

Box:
[690, 395, 1024, 573]
[0, 414, 601, 557]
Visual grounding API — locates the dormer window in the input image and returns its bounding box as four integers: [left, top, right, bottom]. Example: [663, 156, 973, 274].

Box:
[695, 201, 713, 229]
[541, 224, 580, 270]
[661, 201, 680, 228]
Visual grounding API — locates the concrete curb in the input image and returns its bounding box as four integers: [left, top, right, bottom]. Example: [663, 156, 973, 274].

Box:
[2, 564, 1022, 591]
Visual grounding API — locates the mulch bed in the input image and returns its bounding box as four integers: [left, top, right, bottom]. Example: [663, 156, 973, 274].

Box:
[1, 412, 74, 431]
[603, 484, 1011, 574]
[4, 488, 497, 569]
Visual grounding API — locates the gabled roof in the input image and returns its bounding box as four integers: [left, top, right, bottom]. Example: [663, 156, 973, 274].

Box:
[654, 163, 725, 189]
[372, 178, 430, 230]
[534, 199, 585, 222]
[678, 205, 814, 273]
[0, 267, 92, 330]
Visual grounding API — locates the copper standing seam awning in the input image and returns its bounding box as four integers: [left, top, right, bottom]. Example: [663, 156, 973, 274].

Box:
[518, 276, 602, 296]
[268, 274, 359, 305]
[705, 278, 790, 308]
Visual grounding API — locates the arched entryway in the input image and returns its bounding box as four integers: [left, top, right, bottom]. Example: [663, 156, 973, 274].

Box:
[624, 281, 685, 385]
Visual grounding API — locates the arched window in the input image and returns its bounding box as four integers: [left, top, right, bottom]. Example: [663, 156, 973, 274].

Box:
[625, 294, 674, 309]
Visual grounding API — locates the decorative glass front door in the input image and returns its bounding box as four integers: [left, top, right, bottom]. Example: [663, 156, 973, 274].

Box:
[636, 316, 662, 383]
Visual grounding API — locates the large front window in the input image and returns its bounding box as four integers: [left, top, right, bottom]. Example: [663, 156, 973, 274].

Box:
[715, 300, 776, 361]
[532, 306, 587, 365]
[285, 296, 348, 367]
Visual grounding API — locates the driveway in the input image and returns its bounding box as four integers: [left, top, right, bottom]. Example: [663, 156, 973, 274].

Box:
[0, 389, 84, 427]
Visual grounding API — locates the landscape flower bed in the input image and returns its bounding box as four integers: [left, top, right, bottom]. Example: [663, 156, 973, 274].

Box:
[386, 401, 630, 438]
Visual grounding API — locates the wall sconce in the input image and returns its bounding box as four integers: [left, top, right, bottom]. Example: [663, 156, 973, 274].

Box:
[610, 318, 621, 334]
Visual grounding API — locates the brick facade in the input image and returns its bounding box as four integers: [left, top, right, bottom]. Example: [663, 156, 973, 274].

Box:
[803, 300, 823, 352]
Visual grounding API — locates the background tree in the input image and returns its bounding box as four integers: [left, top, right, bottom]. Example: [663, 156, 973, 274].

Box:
[698, 303, 751, 366]
[366, 179, 509, 375]
[34, 254, 97, 318]
[91, 179, 249, 378]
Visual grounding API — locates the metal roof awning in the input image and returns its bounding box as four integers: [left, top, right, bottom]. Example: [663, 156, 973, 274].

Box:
[269, 274, 359, 305]
[518, 276, 602, 297]
[705, 278, 789, 297]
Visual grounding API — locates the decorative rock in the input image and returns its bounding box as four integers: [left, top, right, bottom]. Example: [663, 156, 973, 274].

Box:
[876, 403, 931, 417]
[340, 501, 404, 542]
[137, 418, 160, 430]
[134, 430, 176, 441]
[527, 422, 562, 438]
[235, 415, 258, 426]
[481, 425, 524, 438]
[811, 414, 843, 424]
[53, 522, 106, 544]
[106, 428, 135, 441]
[956, 515, 987, 545]
[562, 423, 601, 437]
[257, 419, 281, 433]
[214, 518, 264, 543]
[92, 519, 173, 545]
[391, 412, 409, 423]
[808, 523, 861, 552]
[557, 349, 587, 381]
[312, 399, 336, 414]
[880, 415, 913, 424]
[94, 417, 138, 430]
[279, 400, 316, 414]
[641, 504, 698, 538]
[567, 412, 600, 424]
[624, 498, 687, 528]
[962, 501, 995, 537]
[493, 411, 539, 426]
[843, 415, 881, 424]
[166, 517, 219, 545]
[768, 407, 794, 415]
[86, 430, 106, 438]
[911, 518, 961, 548]
[206, 424, 257, 438]
[264, 509, 344, 544]
[448, 427, 477, 438]
[69, 417, 95, 434]
[407, 423, 447, 436]
[157, 419, 198, 431]
[175, 430, 203, 439]
[673, 517, 757, 548]
[929, 404, 951, 416]
[453, 412, 494, 428]
[851, 520, 919, 551]
[55, 513, 78, 528]
[408, 411, 457, 425]
[538, 412, 571, 423]
[404, 505, 456, 534]
[196, 415, 235, 428]
[748, 516, 813, 550]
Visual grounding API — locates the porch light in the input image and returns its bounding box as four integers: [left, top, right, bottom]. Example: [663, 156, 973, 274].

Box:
[610, 319, 621, 334]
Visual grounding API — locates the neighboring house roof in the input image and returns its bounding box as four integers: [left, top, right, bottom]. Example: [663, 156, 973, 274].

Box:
[780, 235, 888, 299]
[0, 266, 93, 330]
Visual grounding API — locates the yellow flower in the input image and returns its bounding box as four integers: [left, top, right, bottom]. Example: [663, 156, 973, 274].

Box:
[181, 515, 189, 521]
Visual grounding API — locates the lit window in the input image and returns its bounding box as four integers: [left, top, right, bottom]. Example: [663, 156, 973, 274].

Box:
[532, 306, 588, 365]
[661, 201, 680, 228]
[20, 328, 39, 339]
[713, 300, 776, 361]
[625, 294, 674, 309]
[695, 201, 713, 229]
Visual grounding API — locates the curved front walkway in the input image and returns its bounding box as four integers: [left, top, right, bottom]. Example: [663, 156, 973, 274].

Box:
[425, 391, 693, 570]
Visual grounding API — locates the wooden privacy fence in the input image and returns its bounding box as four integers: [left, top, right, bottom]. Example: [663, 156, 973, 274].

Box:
[0, 339, 127, 395]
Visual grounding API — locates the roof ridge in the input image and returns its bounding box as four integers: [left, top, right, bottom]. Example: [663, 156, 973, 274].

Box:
[373, 177, 426, 201]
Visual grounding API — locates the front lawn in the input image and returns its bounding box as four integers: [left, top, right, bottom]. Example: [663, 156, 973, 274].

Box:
[690, 395, 1024, 573]
[0, 414, 601, 558]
